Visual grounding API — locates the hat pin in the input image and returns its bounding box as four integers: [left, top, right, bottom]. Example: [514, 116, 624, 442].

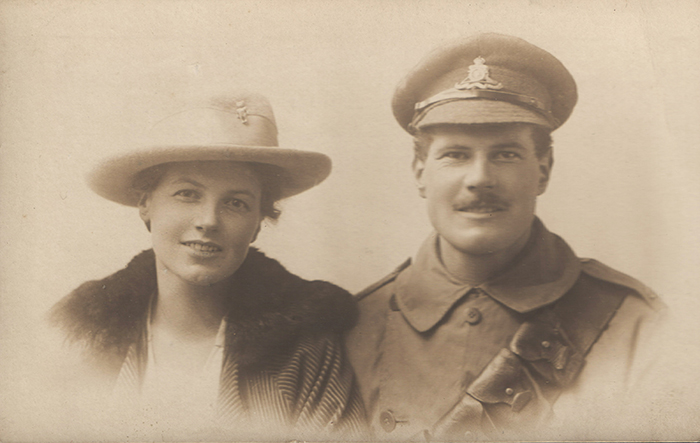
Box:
[236, 100, 249, 124]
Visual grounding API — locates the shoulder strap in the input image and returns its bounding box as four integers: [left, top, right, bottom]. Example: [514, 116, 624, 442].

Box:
[554, 274, 628, 361]
[439, 263, 645, 435]
[509, 271, 630, 389]
[580, 258, 665, 311]
[354, 258, 411, 302]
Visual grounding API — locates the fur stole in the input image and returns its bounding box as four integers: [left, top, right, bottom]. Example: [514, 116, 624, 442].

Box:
[50, 248, 357, 370]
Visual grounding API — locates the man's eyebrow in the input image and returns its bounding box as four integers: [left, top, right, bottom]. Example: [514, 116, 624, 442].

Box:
[436, 143, 472, 151]
[490, 142, 527, 150]
[435, 142, 527, 151]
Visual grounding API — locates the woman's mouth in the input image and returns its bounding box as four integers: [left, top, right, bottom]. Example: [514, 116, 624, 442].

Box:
[182, 241, 222, 253]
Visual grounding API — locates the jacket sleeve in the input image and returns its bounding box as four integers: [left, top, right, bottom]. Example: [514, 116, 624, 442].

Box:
[278, 332, 368, 439]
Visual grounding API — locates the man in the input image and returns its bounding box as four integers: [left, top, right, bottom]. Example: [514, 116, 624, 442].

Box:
[345, 33, 666, 440]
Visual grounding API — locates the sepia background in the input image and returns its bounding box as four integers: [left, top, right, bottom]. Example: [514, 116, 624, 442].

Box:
[1, 0, 699, 440]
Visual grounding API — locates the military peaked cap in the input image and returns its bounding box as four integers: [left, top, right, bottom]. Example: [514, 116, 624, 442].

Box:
[392, 33, 578, 133]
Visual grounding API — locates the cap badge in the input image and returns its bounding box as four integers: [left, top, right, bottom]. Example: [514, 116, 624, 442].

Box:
[455, 57, 503, 90]
[235, 100, 249, 124]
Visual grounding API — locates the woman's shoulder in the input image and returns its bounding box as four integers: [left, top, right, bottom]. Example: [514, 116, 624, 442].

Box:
[224, 248, 357, 368]
[48, 250, 155, 358]
[231, 248, 357, 332]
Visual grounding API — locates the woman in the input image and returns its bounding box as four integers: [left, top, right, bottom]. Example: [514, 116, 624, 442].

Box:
[50, 92, 365, 439]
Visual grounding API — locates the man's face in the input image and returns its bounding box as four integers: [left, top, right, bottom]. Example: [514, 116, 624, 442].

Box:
[413, 124, 552, 258]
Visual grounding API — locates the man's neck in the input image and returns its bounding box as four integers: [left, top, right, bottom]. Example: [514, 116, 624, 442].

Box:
[438, 229, 533, 286]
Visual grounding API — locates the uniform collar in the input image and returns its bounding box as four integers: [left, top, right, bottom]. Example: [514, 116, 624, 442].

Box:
[395, 218, 581, 332]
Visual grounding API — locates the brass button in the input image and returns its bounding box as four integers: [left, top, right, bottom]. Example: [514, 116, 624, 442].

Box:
[505, 387, 514, 396]
[465, 307, 482, 325]
[541, 340, 551, 349]
[379, 410, 396, 433]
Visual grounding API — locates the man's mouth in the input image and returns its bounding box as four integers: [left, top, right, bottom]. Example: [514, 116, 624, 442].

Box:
[182, 241, 223, 253]
[455, 201, 508, 213]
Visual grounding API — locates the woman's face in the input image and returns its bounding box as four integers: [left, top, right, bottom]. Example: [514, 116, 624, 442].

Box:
[138, 161, 263, 287]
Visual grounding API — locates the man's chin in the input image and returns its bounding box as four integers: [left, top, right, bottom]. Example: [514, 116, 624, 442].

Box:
[441, 230, 517, 256]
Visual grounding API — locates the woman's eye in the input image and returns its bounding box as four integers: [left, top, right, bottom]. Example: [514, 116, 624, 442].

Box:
[173, 189, 199, 199]
[225, 199, 250, 211]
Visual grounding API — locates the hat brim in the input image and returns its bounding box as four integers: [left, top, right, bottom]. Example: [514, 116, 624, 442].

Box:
[414, 99, 553, 130]
[87, 144, 332, 206]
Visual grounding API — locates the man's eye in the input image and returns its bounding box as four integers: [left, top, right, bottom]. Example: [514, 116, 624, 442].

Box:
[442, 152, 470, 160]
[173, 189, 199, 199]
[494, 151, 522, 161]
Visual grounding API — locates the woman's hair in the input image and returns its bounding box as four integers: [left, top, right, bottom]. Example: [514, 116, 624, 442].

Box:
[132, 161, 283, 230]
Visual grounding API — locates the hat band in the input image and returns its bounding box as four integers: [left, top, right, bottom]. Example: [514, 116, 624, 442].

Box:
[412, 88, 558, 129]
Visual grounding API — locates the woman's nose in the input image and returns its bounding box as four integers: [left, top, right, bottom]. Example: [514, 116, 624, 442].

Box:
[195, 201, 220, 232]
[463, 158, 496, 190]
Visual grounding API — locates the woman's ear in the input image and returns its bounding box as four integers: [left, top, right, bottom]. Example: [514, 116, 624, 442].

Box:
[137, 193, 152, 231]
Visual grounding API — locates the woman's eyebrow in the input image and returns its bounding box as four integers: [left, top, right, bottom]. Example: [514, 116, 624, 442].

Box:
[171, 177, 205, 187]
[224, 189, 257, 199]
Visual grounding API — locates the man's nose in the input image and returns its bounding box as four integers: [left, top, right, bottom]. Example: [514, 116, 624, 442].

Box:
[463, 157, 496, 190]
[195, 201, 220, 232]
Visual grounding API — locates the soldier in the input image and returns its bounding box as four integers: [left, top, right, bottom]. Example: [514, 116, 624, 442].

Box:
[345, 33, 666, 440]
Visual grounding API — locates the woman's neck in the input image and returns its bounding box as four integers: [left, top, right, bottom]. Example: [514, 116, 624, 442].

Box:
[152, 268, 228, 342]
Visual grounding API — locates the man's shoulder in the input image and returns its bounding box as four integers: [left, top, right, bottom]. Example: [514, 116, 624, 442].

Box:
[354, 258, 412, 303]
[578, 258, 665, 312]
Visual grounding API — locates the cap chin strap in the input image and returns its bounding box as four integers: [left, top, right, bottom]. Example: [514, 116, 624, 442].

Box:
[410, 88, 559, 131]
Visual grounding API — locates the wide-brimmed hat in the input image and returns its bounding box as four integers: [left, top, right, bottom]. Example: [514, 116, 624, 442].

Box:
[88, 92, 332, 206]
[392, 33, 578, 133]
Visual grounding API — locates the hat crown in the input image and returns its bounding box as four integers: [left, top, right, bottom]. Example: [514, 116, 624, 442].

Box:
[147, 93, 279, 148]
[393, 33, 578, 132]
[87, 91, 332, 206]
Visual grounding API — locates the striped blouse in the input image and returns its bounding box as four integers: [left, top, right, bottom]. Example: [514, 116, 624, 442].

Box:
[111, 321, 366, 440]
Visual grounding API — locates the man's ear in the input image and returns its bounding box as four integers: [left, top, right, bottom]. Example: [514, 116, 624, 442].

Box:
[250, 223, 262, 243]
[537, 150, 554, 196]
[412, 156, 427, 198]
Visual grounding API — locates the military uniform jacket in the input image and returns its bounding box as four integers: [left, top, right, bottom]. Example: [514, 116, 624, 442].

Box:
[51, 248, 366, 440]
[345, 219, 665, 440]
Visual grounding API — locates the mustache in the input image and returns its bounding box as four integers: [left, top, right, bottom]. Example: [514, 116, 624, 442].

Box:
[454, 194, 509, 211]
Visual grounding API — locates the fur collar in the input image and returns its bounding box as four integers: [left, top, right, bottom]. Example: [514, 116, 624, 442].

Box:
[50, 248, 357, 369]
